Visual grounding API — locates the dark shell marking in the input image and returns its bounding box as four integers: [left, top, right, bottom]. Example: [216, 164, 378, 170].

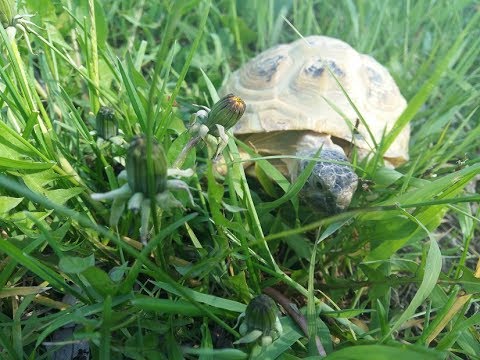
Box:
[304, 59, 345, 78]
[366, 66, 382, 84]
[253, 55, 285, 81]
[366, 66, 389, 101]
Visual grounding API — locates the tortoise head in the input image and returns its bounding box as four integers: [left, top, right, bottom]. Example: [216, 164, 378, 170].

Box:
[298, 148, 358, 214]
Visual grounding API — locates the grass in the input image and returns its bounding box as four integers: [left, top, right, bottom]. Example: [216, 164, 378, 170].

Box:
[0, 0, 479, 359]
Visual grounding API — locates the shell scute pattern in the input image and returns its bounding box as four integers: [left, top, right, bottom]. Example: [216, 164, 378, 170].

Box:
[223, 35, 409, 165]
[240, 44, 292, 90]
[253, 54, 286, 82]
[303, 59, 345, 78]
[360, 55, 402, 112]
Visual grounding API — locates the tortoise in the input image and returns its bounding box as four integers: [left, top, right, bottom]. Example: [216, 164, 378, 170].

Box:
[221, 35, 409, 213]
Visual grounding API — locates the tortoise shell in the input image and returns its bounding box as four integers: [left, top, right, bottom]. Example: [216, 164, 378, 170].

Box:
[222, 35, 409, 166]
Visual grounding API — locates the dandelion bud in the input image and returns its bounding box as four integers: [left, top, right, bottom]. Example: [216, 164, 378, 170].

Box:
[204, 94, 246, 136]
[243, 294, 281, 337]
[126, 135, 167, 194]
[0, 0, 15, 28]
[95, 106, 118, 139]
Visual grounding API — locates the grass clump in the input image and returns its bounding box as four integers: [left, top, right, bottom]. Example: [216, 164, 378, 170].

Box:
[0, 0, 479, 359]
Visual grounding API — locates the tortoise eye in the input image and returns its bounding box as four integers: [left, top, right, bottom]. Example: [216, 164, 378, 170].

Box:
[316, 181, 325, 191]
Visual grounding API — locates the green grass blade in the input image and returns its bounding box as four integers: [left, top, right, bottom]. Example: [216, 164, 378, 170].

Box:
[156, 0, 211, 139]
[379, 11, 480, 162]
[117, 58, 147, 130]
[100, 295, 112, 360]
[381, 215, 442, 342]
[154, 281, 246, 313]
[324, 344, 445, 360]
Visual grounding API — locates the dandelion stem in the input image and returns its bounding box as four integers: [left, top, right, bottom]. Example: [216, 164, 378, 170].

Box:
[173, 135, 202, 169]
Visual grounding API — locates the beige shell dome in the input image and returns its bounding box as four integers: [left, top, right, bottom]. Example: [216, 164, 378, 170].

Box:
[222, 35, 409, 166]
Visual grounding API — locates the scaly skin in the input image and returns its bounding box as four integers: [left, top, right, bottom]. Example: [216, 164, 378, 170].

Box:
[298, 148, 358, 214]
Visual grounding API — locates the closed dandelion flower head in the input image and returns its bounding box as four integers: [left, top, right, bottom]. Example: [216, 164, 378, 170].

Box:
[95, 106, 118, 140]
[126, 135, 167, 195]
[0, 0, 36, 42]
[235, 294, 283, 347]
[91, 133, 195, 244]
[244, 294, 279, 335]
[0, 0, 15, 28]
[204, 94, 246, 136]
